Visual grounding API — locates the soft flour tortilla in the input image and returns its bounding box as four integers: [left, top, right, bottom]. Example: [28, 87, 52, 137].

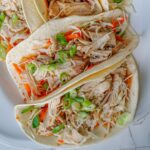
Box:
[15, 56, 139, 148]
[6, 9, 139, 103]
[21, 0, 44, 32]
[33, 0, 102, 22]
[33, 0, 49, 22]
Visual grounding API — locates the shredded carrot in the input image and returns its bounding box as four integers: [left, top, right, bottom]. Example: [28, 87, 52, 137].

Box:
[39, 104, 48, 122]
[56, 117, 61, 123]
[86, 64, 95, 71]
[112, 17, 127, 28]
[65, 30, 73, 36]
[6, 43, 13, 52]
[115, 35, 124, 42]
[13, 63, 22, 75]
[24, 83, 31, 97]
[44, 39, 51, 49]
[103, 122, 109, 127]
[65, 32, 81, 42]
[57, 139, 64, 144]
[20, 64, 26, 71]
[20, 54, 36, 63]
[47, 133, 53, 136]
[13, 39, 24, 46]
[25, 28, 30, 35]
[94, 122, 99, 129]
[126, 76, 132, 89]
[16, 115, 20, 120]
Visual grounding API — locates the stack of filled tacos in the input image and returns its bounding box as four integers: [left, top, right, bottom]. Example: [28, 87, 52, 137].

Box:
[1, 0, 140, 148]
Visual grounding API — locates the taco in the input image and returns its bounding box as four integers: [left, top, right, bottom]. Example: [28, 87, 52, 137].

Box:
[15, 56, 139, 148]
[21, 0, 44, 32]
[33, 0, 133, 22]
[6, 9, 139, 103]
[0, 0, 43, 61]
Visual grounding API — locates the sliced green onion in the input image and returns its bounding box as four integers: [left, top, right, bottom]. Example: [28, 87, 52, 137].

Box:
[69, 45, 77, 57]
[60, 72, 70, 84]
[82, 100, 96, 112]
[27, 63, 37, 74]
[71, 102, 81, 111]
[32, 115, 40, 128]
[63, 97, 73, 110]
[82, 100, 92, 107]
[48, 63, 58, 71]
[39, 64, 48, 71]
[117, 112, 130, 126]
[73, 96, 84, 103]
[0, 44, 6, 60]
[43, 82, 49, 90]
[12, 14, 19, 25]
[57, 50, 68, 64]
[69, 89, 77, 98]
[64, 92, 70, 99]
[113, 0, 123, 3]
[56, 33, 68, 46]
[52, 124, 65, 134]
[78, 111, 89, 119]
[0, 12, 5, 28]
[21, 106, 34, 114]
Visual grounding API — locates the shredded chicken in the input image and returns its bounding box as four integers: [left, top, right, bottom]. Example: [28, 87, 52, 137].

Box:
[48, 0, 101, 19]
[19, 61, 133, 145]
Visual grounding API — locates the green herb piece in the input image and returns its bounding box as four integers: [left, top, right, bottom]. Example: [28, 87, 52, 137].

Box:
[12, 14, 19, 25]
[21, 106, 34, 114]
[39, 64, 48, 71]
[57, 50, 68, 64]
[113, 0, 123, 3]
[48, 63, 58, 71]
[60, 72, 70, 84]
[0, 12, 5, 28]
[63, 97, 73, 110]
[82, 100, 96, 112]
[69, 45, 77, 57]
[69, 89, 77, 98]
[32, 115, 40, 128]
[73, 96, 84, 103]
[27, 63, 37, 74]
[71, 101, 81, 111]
[0, 44, 6, 60]
[43, 82, 49, 90]
[56, 33, 68, 46]
[78, 111, 89, 119]
[52, 124, 65, 134]
[117, 112, 130, 126]
[82, 100, 92, 107]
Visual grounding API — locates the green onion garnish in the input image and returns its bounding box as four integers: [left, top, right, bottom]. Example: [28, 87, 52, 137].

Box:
[27, 63, 37, 74]
[32, 115, 40, 128]
[71, 101, 81, 111]
[78, 111, 89, 119]
[69, 45, 77, 57]
[52, 124, 65, 134]
[113, 0, 123, 3]
[0, 12, 5, 28]
[56, 33, 68, 46]
[21, 106, 34, 114]
[0, 44, 6, 60]
[12, 14, 19, 25]
[57, 50, 68, 64]
[60, 72, 70, 84]
[117, 112, 130, 126]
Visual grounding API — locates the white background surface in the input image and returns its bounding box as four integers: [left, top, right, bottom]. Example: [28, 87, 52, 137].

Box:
[0, 0, 150, 150]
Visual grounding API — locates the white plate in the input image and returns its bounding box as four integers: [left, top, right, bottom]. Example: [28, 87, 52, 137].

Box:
[0, 0, 149, 149]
